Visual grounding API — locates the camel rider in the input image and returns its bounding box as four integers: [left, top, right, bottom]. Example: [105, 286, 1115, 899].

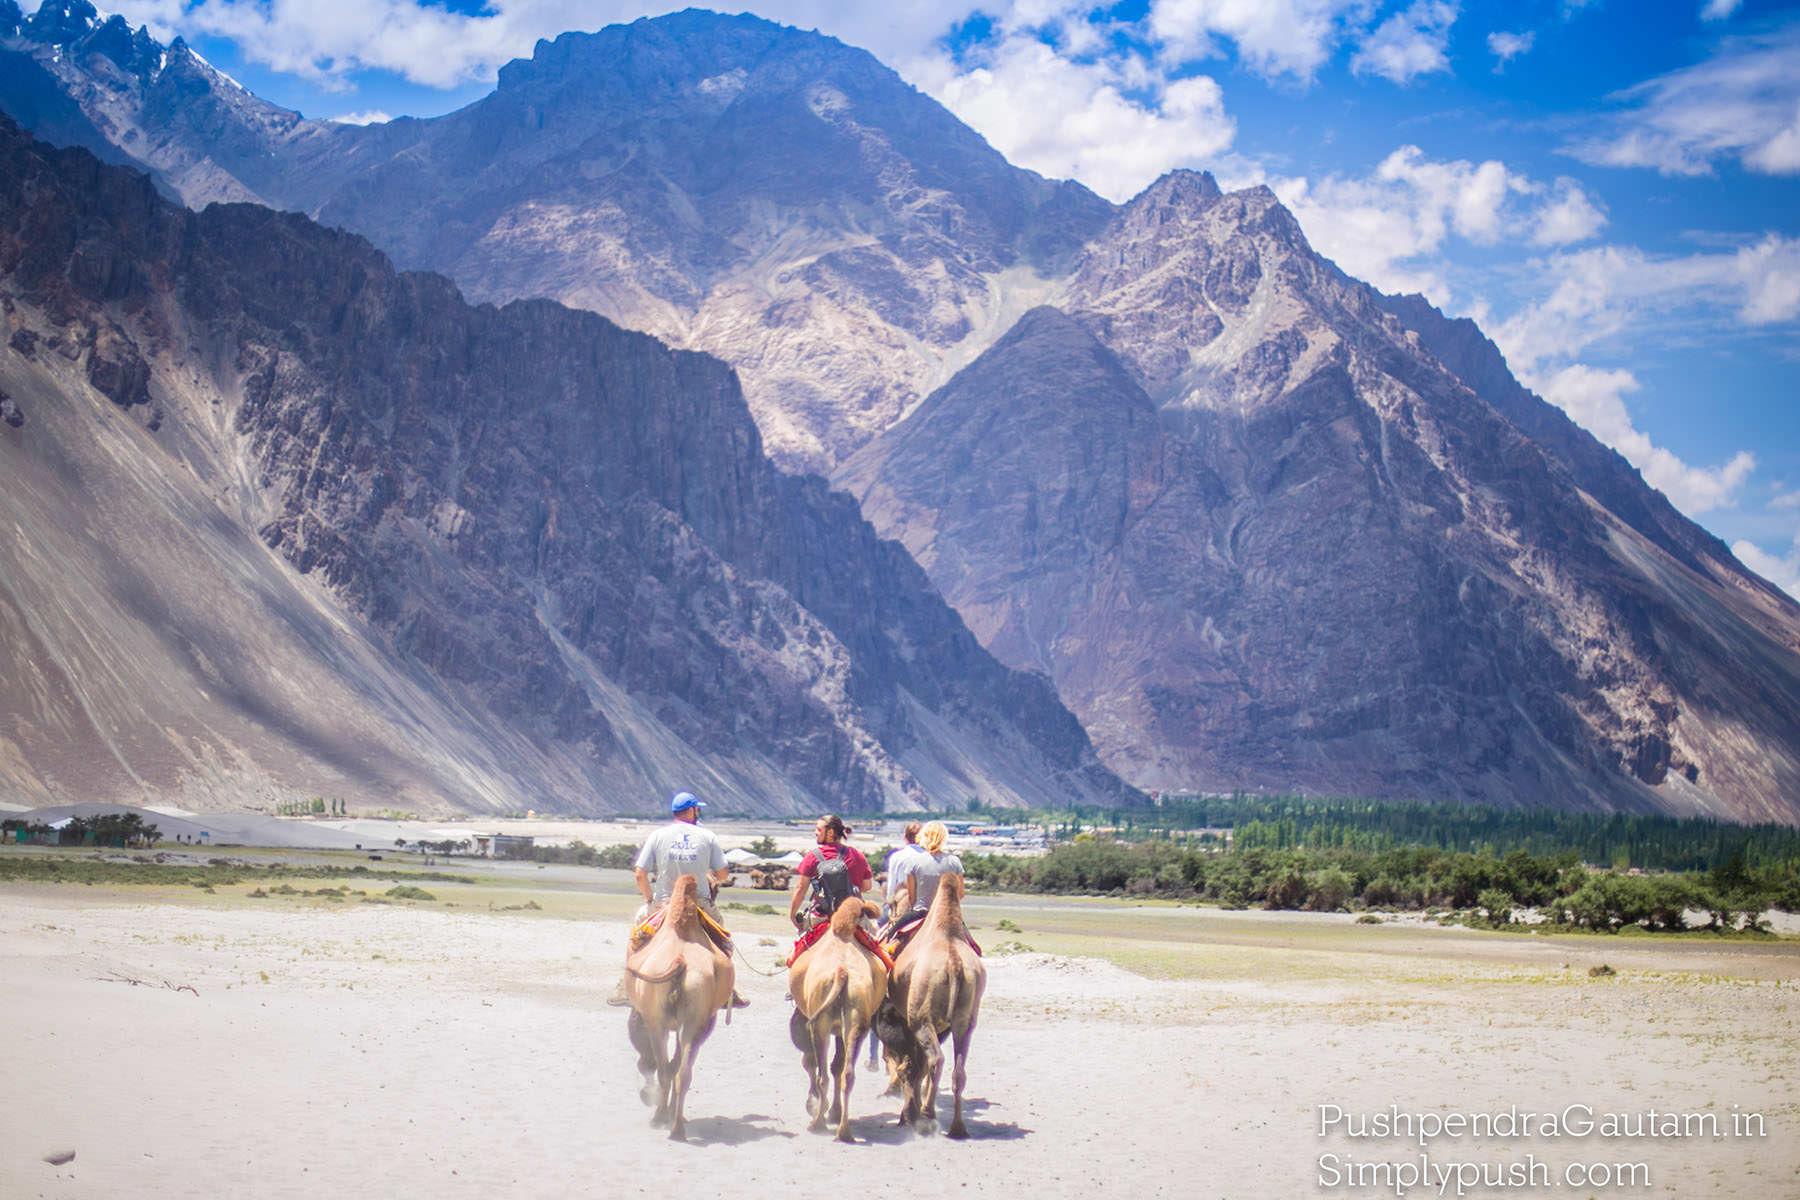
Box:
[885, 820, 964, 951]
[609, 790, 748, 1008]
[881, 821, 924, 927]
[788, 813, 872, 933]
[867, 819, 923, 1066]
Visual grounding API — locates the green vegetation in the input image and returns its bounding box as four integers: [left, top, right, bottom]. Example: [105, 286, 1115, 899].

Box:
[722, 901, 779, 915]
[958, 838, 1795, 934]
[0, 855, 467, 890]
[1040, 793, 1800, 874]
[498, 840, 636, 868]
[4, 813, 159, 847]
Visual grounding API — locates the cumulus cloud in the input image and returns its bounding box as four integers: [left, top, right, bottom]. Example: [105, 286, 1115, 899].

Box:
[1351, 0, 1459, 85]
[1270, 146, 1606, 303]
[1532, 178, 1608, 245]
[1701, 0, 1743, 19]
[1146, 0, 1365, 82]
[105, 0, 979, 91]
[1484, 240, 1800, 515]
[328, 109, 393, 125]
[919, 37, 1234, 202]
[1732, 533, 1800, 599]
[1534, 364, 1755, 513]
[1567, 22, 1800, 177]
[1487, 30, 1533, 69]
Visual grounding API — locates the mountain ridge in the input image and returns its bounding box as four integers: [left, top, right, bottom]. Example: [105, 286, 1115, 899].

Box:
[0, 113, 1132, 815]
[5, 4, 1800, 821]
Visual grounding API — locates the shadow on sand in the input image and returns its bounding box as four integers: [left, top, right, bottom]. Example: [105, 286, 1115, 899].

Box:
[676, 1113, 798, 1146]
[813, 1096, 1029, 1146]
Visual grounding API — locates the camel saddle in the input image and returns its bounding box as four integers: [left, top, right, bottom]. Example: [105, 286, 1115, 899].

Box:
[630, 900, 733, 955]
[786, 921, 895, 971]
[880, 911, 983, 959]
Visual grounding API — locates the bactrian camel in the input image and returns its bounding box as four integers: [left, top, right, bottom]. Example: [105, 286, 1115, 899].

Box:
[788, 895, 888, 1142]
[623, 873, 734, 1141]
[877, 873, 986, 1138]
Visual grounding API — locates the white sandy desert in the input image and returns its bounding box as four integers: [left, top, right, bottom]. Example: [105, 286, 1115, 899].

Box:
[3, 862, 1796, 1199]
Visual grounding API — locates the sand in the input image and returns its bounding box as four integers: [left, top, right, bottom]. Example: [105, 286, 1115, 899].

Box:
[2, 877, 1797, 1199]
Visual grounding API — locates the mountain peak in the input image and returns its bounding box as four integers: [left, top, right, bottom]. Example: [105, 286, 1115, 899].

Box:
[1135, 168, 1222, 209]
[20, 0, 96, 45]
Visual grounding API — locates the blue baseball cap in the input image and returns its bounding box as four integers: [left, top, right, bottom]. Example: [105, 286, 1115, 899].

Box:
[669, 791, 705, 813]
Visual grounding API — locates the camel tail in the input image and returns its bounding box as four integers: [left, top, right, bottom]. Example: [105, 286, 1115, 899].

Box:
[813, 966, 847, 1020]
[627, 959, 687, 1011]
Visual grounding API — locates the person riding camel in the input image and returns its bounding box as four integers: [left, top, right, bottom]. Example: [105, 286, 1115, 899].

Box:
[882, 819, 964, 953]
[788, 813, 872, 933]
[609, 790, 748, 1007]
[881, 821, 924, 927]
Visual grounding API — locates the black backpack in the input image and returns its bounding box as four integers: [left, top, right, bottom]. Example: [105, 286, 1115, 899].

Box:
[809, 849, 855, 917]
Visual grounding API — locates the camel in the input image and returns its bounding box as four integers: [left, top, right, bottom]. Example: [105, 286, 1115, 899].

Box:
[877, 873, 985, 1138]
[787, 895, 888, 1142]
[622, 874, 734, 1141]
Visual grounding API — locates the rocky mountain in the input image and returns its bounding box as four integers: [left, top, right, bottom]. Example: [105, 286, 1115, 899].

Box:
[846, 175, 1800, 819]
[0, 114, 1131, 815]
[6, 3, 1800, 821]
[1, 2, 1112, 473]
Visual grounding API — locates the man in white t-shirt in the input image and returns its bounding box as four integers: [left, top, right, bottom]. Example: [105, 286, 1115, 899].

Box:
[882, 821, 924, 924]
[632, 791, 728, 921]
[610, 790, 746, 1007]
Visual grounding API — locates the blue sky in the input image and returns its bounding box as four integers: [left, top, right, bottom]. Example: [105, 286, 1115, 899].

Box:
[94, 0, 1800, 596]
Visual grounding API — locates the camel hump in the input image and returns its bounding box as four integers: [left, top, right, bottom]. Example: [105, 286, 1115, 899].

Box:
[665, 874, 702, 935]
[829, 895, 864, 937]
[928, 872, 966, 924]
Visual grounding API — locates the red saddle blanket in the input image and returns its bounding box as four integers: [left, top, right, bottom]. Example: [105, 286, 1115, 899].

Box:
[880, 914, 984, 960]
[787, 922, 896, 971]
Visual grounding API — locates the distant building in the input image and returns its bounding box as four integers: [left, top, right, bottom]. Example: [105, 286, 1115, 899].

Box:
[471, 833, 536, 857]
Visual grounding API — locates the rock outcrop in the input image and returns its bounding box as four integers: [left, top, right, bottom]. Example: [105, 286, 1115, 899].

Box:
[846, 175, 1800, 820]
[0, 116, 1131, 814]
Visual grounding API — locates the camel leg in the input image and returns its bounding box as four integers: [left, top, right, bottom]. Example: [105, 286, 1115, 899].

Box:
[835, 1020, 864, 1143]
[806, 1022, 831, 1131]
[947, 1022, 974, 1140]
[874, 1001, 908, 1098]
[666, 1032, 695, 1141]
[913, 1024, 945, 1136]
[826, 1037, 847, 1126]
[627, 1010, 659, 1107]
[668, 1012, 716, 1142]
[652, 1048, 677, 1128]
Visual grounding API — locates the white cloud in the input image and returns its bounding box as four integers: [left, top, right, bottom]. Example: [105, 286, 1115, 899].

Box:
[919, 38, 1234, 202]
[1567, 22, 1800, 177]
[1493, 238, 1800, 370]
[1351, 0, 1459, 85]
[1532, 178, 1608, 246]
[1487, 30, 1533, 69]
[329, 109, 393, 125]
[104, 0, 980, 91]
[1534, 364, 1755, 513]
[1732, 533, 1800, 599]
[1732, 235, 1800, 323]
[1146, 0, 1365, 82]
[1270, 146, 1605, 303]
[1484, 240, 1800, 516]
[1701, 0, 1743, 20]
